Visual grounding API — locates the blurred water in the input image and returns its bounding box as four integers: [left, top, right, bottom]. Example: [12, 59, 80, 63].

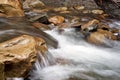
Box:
[9, 21, 120, 80]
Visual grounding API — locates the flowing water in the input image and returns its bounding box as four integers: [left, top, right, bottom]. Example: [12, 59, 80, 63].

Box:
[27, 21, 120, 80]
[7, 21, 120, 80]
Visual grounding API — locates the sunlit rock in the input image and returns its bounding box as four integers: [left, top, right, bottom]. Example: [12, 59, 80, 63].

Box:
[73, 6, 85, 10]
[53, 7, 68, 12]
[35, 37, 48, 54]
[0, 0, 24, 17]
[92, 9, 104, 14]
[23, 0, 45, 9]
[87, 29, 117, 45]
[48, 15, 65, 25]
[81, 19, 99, 32]
[0, 35, 37, 77]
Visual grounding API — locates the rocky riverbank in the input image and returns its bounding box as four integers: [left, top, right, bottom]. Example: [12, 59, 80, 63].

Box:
[0, 0, 119, 80]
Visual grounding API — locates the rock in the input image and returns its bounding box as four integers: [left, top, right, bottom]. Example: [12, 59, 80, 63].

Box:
[0, 13, 6, 17]
[60, 10, 71, 14]
[32, 8, 50, 13]
[57, 23, 70, 29]
[87, 29, 117, 45]
[73, 6, 85, 10]
[32, 22, 51, 30]
[82, 10, 91, 14]
[92, 9, 104, 14]
[0, 35, 37, 77]
[48, 16, 65, 25]
[53, 7, 68, 12]
[23, 0, 45, 9]
[29, 14, 49, 24]
[98, 24, 110, 31]
[0, 17, 58, 48]
[35, 37, 48, 54]
[97, 29, 117, 40]
[81, 19, 99, 32]
[0, 63, 4, 80]
[0, 0, 24, 17]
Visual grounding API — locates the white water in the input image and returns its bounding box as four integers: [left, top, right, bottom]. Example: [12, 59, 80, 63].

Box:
[10, 21, 120, 80]
[31, 22, 120, 80]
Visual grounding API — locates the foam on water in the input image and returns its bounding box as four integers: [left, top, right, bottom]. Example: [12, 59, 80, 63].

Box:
[34, 25, 120, 80]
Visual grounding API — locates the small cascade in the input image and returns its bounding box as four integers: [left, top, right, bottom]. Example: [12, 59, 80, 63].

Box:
[28, 50, 56, 80]
[6, 50, 56, 80]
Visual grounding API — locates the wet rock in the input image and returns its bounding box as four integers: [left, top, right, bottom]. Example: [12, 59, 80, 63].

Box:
[0, 63, 4, 80]
[0, 13, 6, 17]
[32, 8, 50, 13]
[32, 22, 51, 30]
[92, 9, 104, 14]
[23, 0, 45, 9]
[60, 10, 71, 14]
[82, 10, 91, 14]
[81, 19, 99, 32]
[53, 7, 68, 12]
[87, 29, 117, 45]
[73, 6, 85, 10]
[0, 0, 24, 17]
[98, 24, 110, 31]
[0, 35, 37, 77]
[35, 37, 48, 54]
[48, 15, 65, 25]
[29, 14, 49, 24]
[0, 17, 58, 48]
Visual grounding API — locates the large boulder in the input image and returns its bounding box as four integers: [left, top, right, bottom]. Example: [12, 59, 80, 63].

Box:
[0, 35, 37, 78]
[0, 0, 24, 17]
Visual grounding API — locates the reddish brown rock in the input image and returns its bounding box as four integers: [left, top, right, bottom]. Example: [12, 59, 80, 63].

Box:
[0, 0, 24, 17]
[48, 16, 65, 25]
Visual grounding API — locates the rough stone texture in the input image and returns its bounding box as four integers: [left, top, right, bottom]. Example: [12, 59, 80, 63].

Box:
[0, 35, 37, 77]
[0, 0, 24, 17]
